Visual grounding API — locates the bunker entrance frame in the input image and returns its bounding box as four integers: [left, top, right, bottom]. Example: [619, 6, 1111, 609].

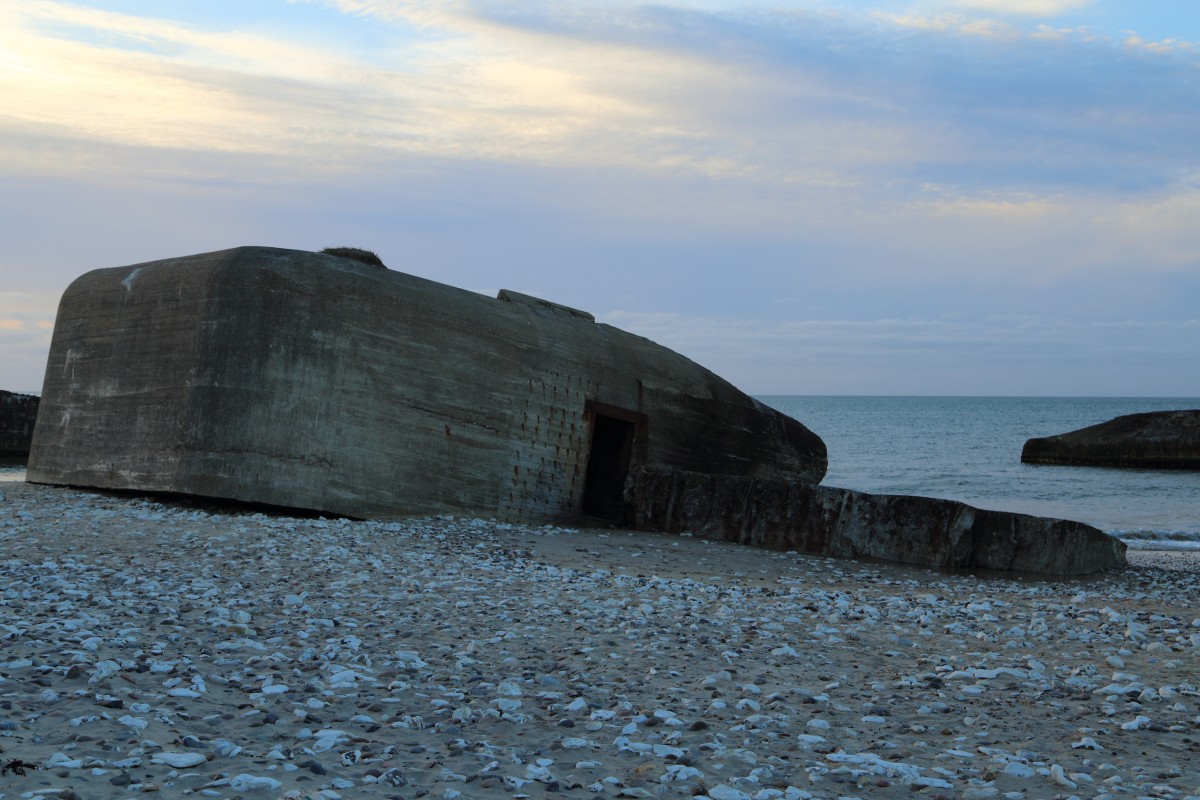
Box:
[581, 400, 647, 521]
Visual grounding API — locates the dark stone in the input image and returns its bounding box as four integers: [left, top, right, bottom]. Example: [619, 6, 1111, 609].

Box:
[1022, 410, 1200, 469]
[0, 390, 39, 457]
[627, 467, 1126, 576]
[377, 767, 406, 787]
[28, 246, 826, 523]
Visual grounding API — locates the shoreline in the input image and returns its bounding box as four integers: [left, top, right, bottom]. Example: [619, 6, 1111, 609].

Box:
[3, 472, 1200, 555]
[1, 482, 1198, 799]
[1126, 549, 1200, 571]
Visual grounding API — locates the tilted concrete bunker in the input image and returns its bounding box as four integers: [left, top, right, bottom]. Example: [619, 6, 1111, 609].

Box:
[29, 247, 827, 522]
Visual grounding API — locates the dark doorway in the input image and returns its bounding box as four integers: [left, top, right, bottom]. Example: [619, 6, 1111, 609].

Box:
[582, 413, 636, 521]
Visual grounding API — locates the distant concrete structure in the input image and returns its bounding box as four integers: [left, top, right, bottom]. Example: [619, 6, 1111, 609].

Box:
[28, 246, 827, 522]
[1023, 410, 1200, 469]
[0, 390, 40, 458]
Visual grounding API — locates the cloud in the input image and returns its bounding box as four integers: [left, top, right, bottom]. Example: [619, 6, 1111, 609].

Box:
[4, 0, 1197, 201]
[1, 1, 1197, 395]
[934, 0, 1097, 16]
[2, 3, 420, 161]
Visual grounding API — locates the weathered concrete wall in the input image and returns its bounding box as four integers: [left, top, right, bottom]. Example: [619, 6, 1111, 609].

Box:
[28, 247, 826, 522]
[628, 468, 1127, 576]
[0, 391, 40, 457]
[1022, 410, 1200, 469]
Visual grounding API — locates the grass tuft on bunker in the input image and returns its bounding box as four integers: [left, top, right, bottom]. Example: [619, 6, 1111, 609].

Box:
[320, 246, 385, 268]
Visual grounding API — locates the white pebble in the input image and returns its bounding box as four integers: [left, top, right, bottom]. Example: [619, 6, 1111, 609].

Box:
[229, 774, 284, 791]
[152, 752, 207, 768]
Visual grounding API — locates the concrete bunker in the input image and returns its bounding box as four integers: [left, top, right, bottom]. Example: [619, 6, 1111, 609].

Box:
[26, 246, 1128, 575]
[28, 246, 828, 523]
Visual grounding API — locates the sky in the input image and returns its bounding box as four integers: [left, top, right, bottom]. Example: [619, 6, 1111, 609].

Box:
[1, 0, 1197, 396]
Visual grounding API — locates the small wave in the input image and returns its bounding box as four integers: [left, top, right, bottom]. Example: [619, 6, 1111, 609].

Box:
[1113, 529, 1200, 551]
[0, 467, 26, 483]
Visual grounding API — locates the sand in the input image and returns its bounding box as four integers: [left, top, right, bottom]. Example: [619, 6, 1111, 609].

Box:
[0, 481, 1197, 800]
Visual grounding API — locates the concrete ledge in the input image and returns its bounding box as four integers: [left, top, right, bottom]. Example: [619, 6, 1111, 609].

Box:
[627, 467, 1127, 576]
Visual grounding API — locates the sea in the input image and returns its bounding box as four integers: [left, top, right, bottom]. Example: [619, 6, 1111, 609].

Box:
[3, 396, 1197, 550]
[760, 396, 1200, 551]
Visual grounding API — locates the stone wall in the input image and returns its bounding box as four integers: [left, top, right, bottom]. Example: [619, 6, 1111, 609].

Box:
[627, 467, 1126, 576]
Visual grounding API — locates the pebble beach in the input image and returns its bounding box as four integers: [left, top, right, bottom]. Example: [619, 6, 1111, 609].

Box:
[1, 482, 1198, 800]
